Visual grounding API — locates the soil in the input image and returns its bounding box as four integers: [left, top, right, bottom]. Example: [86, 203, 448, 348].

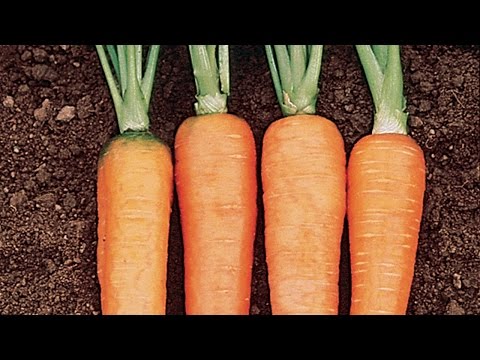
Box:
[0, 45, 478, 315]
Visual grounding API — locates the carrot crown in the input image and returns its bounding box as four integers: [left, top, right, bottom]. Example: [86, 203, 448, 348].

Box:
[96, 45, 160, 133]
[265, 45, 323, 116]
[189, 45, 229, 115]
[356, 45, 408, 135]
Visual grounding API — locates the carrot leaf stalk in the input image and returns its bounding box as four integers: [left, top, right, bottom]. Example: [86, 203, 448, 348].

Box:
[189, 45, 230, 115]
[96, 45, 160, 133]
[356, 45, 408, 135]
[265, 45, 323, 116]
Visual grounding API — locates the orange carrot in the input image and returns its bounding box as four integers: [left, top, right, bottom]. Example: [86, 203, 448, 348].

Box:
[175, 114, 257, 314]
[264, 46, 346, 314]
[96, 45, 173, 314]
[175, 46, 257, 314]
[97, 163, 106, 303]
[98, 134, 172, 314]
[349, 45, 426, 314]
[262, 114, 346, 314]
[348, 134, 425, 314]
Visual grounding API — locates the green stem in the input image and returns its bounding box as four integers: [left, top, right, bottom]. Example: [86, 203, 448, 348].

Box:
[273, 45, 292, 96]
[356, 45, 384, 110]
[189, 45, 218, 96]
[289, 45, 306, 89]
[218, 45, 230, 95]
[265, 45, 283, 106]
[141, 45, 160, 107]
[265, 45, 323, 116]
[117, 45, 128, 96]
[96, 45, 161, 134]
[356, 45, 408, 135]
[96, 45, 122, 117]
[106, 45, 120, 79]
[372, 45, 388, 72]
[116, 46, 149, 133]
[135, 45, 143, 84]
[189, 45, 228, 115]
[207, 45, 218, 77]
[295, 45, 323, 114]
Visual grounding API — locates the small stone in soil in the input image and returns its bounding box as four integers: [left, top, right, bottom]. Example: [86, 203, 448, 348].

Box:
[451, 75, 464, 88]
[453, 273, 462, 289]
[25, 179, 35, 190]
[31, 64, 59, 82]
[45, 259, 57, 274]
[17, 84, 30, 94]
[446, 300, 465, 315]
[56, 106, 76, 122]
[10, 190, 28, 208]
[58, 148, 71, 159]
[20, 50, 32, 62]
[419, 100, 432, 112]
[76, 96, 93, 120]
[3, 96, 15, 108]
[34, 107, 48, 122]
[33, 99, 52, 122]
[420, 81, 434, 92]
[32, 48, 48, 63]
[409, 116, 423, 128]
[36, 167, 51, 184]
[63, 193, 77, 210]
[34, 193, 57, 209]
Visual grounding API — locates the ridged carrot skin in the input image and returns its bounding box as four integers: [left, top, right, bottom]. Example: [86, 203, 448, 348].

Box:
[97, 132, 173, 315]
[348, 134, 425, 315]
[175, 113, 257, 315]
[262, 114, 346, 314]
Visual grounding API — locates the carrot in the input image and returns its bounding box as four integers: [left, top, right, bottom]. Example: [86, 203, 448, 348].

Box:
[96, 45, 173, 314]
[175, 46, 257, 314]
[263, 45, 346, 314]
[349, 45, 426, 315]
[96, 162, 106, 303]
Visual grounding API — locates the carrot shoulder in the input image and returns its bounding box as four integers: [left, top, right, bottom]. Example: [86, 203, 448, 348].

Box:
[262, 114, 346, 314]
[175, 113, 257, 314]
[98, 134, 173, 315]
[348, 134, 425, 314]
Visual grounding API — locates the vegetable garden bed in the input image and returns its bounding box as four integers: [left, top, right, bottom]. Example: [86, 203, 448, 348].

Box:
[0, 45, 478, 314]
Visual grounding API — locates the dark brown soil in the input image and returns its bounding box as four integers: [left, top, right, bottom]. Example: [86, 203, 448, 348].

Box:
[0, 45, 478, 315]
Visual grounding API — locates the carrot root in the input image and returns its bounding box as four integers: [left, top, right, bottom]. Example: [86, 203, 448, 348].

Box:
[97, 133, 173, 315]
[348, 134, 426, 315]
[262, 115, 346, 314]
[175, 113, 257, 315]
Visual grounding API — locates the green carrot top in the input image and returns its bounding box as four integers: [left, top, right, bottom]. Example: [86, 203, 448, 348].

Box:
[356, 45, 408, 135]
[189, 45, 230, 116]
[265, 45, 324, 117]
[96, 45, 160, 133]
